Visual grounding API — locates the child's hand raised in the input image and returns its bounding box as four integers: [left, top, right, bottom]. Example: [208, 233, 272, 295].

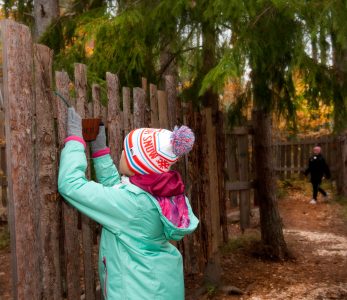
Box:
[67, 107, 82, 137]
[91, 125, 107, 154]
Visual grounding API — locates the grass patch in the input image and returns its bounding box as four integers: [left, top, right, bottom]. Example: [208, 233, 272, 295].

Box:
[0, 224, 10, 251]
[222, 232, 260, 253]
[333, 195, 347, 220]
[276, 177, 310, 199]
[206, 284, 217, 297]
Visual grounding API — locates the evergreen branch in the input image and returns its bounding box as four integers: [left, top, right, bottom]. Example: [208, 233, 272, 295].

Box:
[158, 46, 200, 78]
[250, 6, 273, 28]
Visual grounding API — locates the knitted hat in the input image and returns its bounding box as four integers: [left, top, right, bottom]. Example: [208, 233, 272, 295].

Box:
[123, 126, 195, 175]
[313, 146, 321, 154]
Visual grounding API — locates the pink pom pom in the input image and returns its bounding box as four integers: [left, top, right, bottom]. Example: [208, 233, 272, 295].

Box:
[171, 125, 195, 156]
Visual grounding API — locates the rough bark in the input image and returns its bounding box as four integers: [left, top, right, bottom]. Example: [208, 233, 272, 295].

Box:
[1, 19, 42, 300]
[34, 0, 59, 40]
[252, 109, 290, 260]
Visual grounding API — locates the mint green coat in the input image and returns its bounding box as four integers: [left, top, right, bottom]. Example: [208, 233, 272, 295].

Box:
[58, 140, 199, 299]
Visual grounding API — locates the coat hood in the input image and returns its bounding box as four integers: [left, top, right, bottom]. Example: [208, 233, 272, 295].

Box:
[130, 171, 199, 240]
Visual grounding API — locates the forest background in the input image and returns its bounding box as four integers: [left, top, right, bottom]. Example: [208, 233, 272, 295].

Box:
[2, 0, 345, 137]
[1, 0, 347, 293]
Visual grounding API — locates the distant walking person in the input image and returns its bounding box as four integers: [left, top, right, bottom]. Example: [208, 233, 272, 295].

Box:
[304, 146, 331, 204]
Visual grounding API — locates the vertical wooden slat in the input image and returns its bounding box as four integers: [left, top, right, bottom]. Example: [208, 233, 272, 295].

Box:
[75, 63, 96, 300]
[0, 111, 7, 207]
[238, 134, 250, 231]
[158, 90, 169, 129]
[141, 77, 148, 94]
[122, 87, 132, 136]
[133, 87, 146, 128]
[205, 108, 221, 252]
[165, 75, 177, 129]
[293, 143, 299, 175]
[34, 44, 62, 300]
[149, 84, 159, 128]
[227, 135, 238, 207]
[285, 144, 292, 179]
[106, 72, 122, 164]
[184, 103, 203, 274]
[299, 142, 305, 173]
[280, 144, 286, 179]
[55, 71, 81, 300]
[92, 84, 102, 119]
[1, 19, 41, 299]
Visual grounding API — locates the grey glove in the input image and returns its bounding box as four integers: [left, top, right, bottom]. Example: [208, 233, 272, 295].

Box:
[91, 125, 107, 153]
[67, 107, 82, 137]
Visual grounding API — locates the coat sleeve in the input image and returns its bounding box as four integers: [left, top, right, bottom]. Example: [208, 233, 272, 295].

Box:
[93, 154, 121, 186]
[58, 140, 139, 233]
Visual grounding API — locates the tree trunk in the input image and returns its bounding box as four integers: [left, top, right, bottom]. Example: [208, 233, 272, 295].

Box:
[34, 0, 59, 40]
[252, 109, 290, 260]
[331, 30, 347, 196]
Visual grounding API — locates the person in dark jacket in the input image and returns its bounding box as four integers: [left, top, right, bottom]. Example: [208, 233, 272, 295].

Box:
[304, 146, 331, 204]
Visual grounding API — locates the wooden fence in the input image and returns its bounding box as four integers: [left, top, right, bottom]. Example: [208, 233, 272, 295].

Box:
[225, 125, 254, 232]
[273, 136, 339, 179]
[224, 127, 347, 231]
[0, 19, 228, 299]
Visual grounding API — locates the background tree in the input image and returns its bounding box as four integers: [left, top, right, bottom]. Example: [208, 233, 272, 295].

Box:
[33, 0, 59, 40]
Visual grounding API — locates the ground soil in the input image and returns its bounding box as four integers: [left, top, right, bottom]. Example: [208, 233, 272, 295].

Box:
[1, 180, 347, 300]
[185, 181, 347, 300]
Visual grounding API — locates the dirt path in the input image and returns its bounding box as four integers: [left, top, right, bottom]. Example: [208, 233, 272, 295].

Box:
[189, 183, 347, 300]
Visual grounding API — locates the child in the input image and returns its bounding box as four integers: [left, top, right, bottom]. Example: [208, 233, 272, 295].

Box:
[58, 107, 199, 299]
[304, 145, 331, 204]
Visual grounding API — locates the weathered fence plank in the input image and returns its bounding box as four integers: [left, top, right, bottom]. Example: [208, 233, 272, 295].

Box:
[133, 87, 147, 128]
[92, 84, 102, 119]
[205, 108, 221, 252]
[1, 19, 42, 299]
[75, 63, 96, 300]
[158, 90, 169, 129]
[55, 71, 81, 300]
[238, 134, 250, 231]
[122, 87, 132, 136]
[106, 72, 122, 164]
[165, 75, 177, 129]
[34, 43, 62, 300]
[150, 84, 159, 128]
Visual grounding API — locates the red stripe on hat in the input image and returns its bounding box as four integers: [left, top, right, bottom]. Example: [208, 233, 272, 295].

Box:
[133, 154, 156, 174]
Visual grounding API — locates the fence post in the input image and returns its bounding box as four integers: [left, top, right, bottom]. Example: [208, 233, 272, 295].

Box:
[92, 84, 102, 120]
[106, 72, 122, 164]
[75, 63, 96, 300]
[149, 84, 159, 128]
[34, 43, 62, 299]
[238, 134, 250, 231]
[202, 107, 222, 284]
[165, 75, 177, 129]
[122, 87, 132, 135]
[158, 90, 169, 129]
[55, 71, 81, 300]
[133, 87, 147, 128]
[1, 19, 42, 299]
